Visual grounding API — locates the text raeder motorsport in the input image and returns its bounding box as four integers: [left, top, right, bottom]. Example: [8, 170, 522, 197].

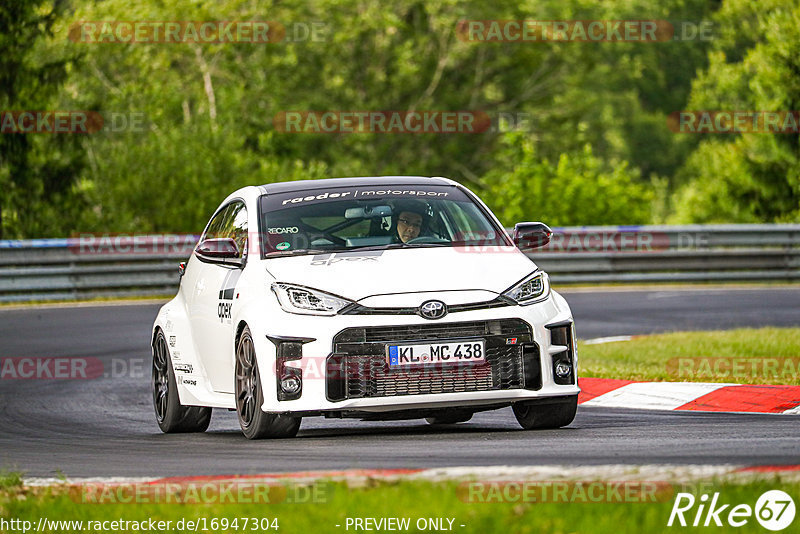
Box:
[281, 189, 449, 206]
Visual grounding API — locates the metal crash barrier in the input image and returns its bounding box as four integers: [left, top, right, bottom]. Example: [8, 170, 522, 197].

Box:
[0, 225, 798, 302]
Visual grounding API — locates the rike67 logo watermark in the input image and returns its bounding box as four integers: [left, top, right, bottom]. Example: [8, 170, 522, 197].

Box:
[668, 490, 796, 530]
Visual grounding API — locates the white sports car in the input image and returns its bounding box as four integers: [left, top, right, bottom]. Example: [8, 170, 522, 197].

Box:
[151, 176, 579, 439]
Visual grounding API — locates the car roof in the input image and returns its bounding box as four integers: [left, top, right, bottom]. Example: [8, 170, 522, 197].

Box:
[257, 176, 457, 195]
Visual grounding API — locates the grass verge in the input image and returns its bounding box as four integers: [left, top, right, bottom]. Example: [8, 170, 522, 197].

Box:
[0, 471, 22, 490]
[2, 477, 798, 533]
[0, 295, 170, 309]
[579, 327, 800, 384]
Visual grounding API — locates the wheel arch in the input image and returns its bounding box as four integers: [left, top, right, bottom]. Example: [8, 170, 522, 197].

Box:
[235, 320, 249, 351]
[152, 325, 164, 347]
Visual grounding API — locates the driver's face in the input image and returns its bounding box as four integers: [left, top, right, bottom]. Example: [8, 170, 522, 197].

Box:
[396, 211, 423, 243]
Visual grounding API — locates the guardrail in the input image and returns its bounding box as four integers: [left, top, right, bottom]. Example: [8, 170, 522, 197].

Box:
[0, 224, 798, 302]
[530, 224, 800, 284]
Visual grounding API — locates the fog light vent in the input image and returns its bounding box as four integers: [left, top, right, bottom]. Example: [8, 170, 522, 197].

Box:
[267, 335, 315, 401]
[545, 320, 576, 385]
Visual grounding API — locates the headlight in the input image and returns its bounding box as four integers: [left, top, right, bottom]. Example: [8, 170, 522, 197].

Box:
[271, 283, 353, 316]
[501, 271, 550, 305]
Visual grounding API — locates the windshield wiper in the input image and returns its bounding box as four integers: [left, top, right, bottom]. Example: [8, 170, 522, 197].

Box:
[344, 242, 450, 252]
[341, 244, 403, 252]
[264, 248, 328, 257]
[267, 242, 452, 256]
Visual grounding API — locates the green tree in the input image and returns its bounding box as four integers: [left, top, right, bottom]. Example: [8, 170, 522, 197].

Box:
[482, 133, 653, 226]
[669, 0, 800, 222]
[5, 0, 723, 235]
[0, 0, 84, 238]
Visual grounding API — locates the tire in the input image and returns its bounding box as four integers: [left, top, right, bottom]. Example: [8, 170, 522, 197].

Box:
[512, 396, 578, 430]
[425, 412, 473, 425]
[151, 331, 212, 433]
[235, 326, 301, 439]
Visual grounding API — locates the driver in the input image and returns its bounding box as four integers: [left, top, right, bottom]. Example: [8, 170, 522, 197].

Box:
[392, 201, 429, 243]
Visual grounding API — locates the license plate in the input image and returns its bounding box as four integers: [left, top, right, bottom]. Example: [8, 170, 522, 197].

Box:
[387, 340, 486, 368]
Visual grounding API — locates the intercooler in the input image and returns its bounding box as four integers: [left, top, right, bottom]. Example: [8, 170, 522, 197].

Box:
[326, 319, 541, 401]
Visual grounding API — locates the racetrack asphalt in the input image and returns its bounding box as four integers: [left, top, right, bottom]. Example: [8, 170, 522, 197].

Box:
[1, 287, 798, 478]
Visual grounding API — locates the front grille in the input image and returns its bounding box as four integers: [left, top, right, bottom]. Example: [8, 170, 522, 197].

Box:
[334, 319, 531, 344]
[327, 319, 539, 401]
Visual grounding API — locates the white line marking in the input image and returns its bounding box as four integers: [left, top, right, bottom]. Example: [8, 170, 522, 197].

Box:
[23, 463, 800, 487]
[582, 336, 634, 345]
[581, 382, 728, 410]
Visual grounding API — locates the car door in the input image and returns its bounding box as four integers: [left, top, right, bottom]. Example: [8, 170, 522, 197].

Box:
[188, 201, 248, 393]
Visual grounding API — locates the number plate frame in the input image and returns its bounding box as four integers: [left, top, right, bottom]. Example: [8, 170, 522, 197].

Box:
[386, 339, 486, 368]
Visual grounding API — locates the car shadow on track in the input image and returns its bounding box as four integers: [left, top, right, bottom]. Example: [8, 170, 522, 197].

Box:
[191, 423, 582, 441]
[195, 424, 512, 440]
[145, 407, 584, 440]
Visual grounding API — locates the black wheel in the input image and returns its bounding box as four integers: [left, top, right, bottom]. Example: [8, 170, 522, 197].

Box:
[151, 331, 212, 433]
[235, 326, 301, 439]
[513, 396, 578, 430]
[425, 412, 473, 425]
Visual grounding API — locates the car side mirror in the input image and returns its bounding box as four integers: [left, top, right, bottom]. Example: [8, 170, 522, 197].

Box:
[513, 222, 552, 250]
[195, 238, 242, 265]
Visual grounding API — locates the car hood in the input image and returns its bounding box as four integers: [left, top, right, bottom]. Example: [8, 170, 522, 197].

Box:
[263, 246, 537, 301]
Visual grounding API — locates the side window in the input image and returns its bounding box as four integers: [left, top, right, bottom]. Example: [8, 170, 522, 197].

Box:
[202, 205, 232, 241]
[229, 203, 248, 258]
[200, 201, 248, 258]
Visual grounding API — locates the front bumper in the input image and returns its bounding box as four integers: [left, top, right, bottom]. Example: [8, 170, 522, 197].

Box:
[258, 291, 579, 414]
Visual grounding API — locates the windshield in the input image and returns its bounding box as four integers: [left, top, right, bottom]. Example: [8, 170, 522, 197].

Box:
[258, 184, 510, 257]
